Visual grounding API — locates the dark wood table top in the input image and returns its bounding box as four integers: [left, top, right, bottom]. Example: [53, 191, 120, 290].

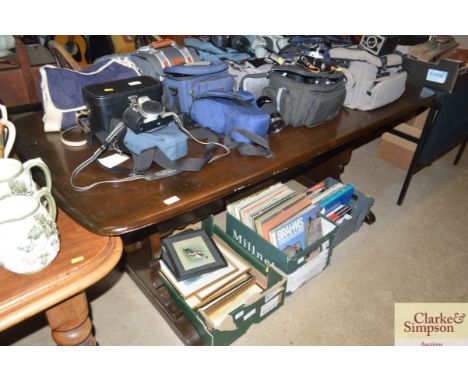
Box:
[13, 86, 432, 236]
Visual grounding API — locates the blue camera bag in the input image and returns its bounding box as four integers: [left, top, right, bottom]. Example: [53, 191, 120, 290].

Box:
[191, 90, 271, 156]
[123, 121, 188, 160]
[163, 62, 234, 113]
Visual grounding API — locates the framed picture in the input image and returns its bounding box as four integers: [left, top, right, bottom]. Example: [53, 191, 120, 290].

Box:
[161, 229, 228, 281]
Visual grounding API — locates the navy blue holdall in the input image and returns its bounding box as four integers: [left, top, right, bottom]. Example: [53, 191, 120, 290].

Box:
[163, 62, 234, 114]
[190, 90, 271, 157]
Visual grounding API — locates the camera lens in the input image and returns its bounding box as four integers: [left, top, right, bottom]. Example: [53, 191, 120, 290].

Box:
[210, 35, 229, 49]
[229, 36, 250, 53]
[257, 96, 286, 133]
[285, 72, 305, 83]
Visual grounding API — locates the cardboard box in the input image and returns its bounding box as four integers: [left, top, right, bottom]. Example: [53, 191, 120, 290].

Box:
[161, 217, 287, 346]
[378, 123, 422, 170]
[226, 212, 337, 295]
[321, 178, 375, 247]
[403, 56, 468, 93]
[406, 109, 429, 130]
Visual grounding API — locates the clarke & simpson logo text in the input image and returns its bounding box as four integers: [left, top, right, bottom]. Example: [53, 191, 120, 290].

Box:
[395, 303, 468, 345]
[403, 312, 466, 336]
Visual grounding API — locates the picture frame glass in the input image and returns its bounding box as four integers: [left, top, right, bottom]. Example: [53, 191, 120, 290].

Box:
[162, 229, 228, 280]
[173, 236, 217, 271]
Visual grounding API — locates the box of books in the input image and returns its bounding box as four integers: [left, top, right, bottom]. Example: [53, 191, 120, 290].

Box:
[159, 217, 287, 346]
[224, 182, 338, 295]
[319, 177, 375, 247]
[226, 212, 336, 295]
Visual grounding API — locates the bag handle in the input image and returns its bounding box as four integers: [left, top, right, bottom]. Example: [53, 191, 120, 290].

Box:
[192, 90, 254, 107]
[272, 65, 344, 80]
[164, 61, 228, 76]
[150, 39, 175, 49]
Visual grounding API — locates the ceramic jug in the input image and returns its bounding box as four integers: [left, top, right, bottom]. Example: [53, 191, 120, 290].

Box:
[0, 188, 60, 274]
[0, 104, 16, 158]
[0, 157, 52, 200]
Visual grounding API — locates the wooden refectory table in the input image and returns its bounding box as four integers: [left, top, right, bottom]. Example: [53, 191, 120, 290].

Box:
[13, 85, 433, 345]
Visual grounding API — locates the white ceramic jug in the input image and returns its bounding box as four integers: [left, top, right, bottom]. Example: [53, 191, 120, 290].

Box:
[1, 104, 16, 158]
[0, 157, 52, 200]
[0, 188, 60, 274]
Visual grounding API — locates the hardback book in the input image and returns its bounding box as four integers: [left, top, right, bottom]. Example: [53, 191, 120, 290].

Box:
[307, 182, 343, 205]
[239, 185, 291, 226]
[244, 187, 296, 229]
[260, 197, 312, 241]
[269, 203, 321, 256]
[253, 193, 305, 234]
[228, 183, 284, 221]
[319, 184, 354, 214]
[305, 181, 326, 198]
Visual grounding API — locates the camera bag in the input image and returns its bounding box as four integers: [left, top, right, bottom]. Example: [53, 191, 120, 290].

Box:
[329, 46, 407, 110]
[39, 58, 140, 132]
[163, 62, 235, 114]
[184, 38, 251, 63]
[132, 39, 199, 81]
[262, 65, 346, 128]
[190, 90, 271, 157]
[227, 61, 272, 99]
[250, 35, 290, 58]
[71, 96, 228, 191]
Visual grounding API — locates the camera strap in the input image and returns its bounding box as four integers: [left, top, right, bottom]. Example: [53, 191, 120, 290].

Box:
[70, 112, 230, 191]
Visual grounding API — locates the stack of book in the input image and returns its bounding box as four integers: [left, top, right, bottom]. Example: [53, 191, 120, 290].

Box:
[227, 183, 322, 257]
[306, 180, 354, 225]
[159, 229, 263, 326]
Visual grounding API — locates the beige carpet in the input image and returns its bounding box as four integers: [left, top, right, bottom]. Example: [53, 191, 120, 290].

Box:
[2, 138, 467, 346]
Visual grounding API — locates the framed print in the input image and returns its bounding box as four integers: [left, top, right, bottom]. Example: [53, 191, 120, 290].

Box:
[161, 229, 228, 281]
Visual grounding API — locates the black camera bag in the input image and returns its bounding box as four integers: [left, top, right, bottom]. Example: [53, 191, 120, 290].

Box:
[262, 65, 346, 128]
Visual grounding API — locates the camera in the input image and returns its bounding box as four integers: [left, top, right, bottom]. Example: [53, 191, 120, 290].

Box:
[123, 96, 174, 134]
[210, 35, 251, 53]
[359, 35, 400, 56]
[257, 96, 285, 133]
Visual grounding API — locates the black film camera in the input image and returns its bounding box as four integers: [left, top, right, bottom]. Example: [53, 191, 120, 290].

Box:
[359, 35, 400, 56]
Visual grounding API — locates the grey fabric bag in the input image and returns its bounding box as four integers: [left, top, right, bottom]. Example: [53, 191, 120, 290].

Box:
[262, 65, 346, 128]
[227, 61, 272, 99]
[133, 43, 199, 81]
[329, 46, 407, 111]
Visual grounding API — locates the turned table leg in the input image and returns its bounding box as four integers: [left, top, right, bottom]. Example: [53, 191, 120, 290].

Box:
[45, 292, 96, 346]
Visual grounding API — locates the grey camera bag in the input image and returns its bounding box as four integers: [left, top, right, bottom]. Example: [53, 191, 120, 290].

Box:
[262, 65, 346, 127]
[227, 61, 272, 99]
[329, 46, 407, 111]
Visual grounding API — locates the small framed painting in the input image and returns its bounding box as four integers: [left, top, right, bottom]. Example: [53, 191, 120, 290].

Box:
[161, 229, 227, 281]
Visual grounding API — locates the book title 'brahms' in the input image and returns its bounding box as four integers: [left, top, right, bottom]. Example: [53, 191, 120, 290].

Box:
[277, 219, 304, 247]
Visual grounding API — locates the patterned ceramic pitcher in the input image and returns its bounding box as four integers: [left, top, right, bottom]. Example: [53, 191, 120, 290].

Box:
[0, 188, 60, 274]
[0, 157, 52, 200]
[0, 104, 16, 158]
